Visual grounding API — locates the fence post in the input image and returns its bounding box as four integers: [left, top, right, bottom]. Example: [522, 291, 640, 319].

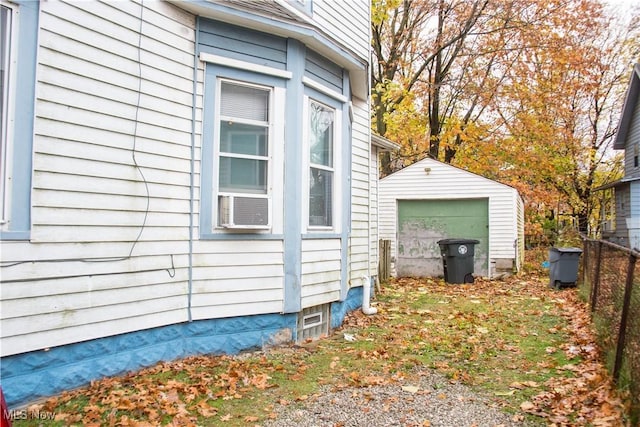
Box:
[378, 239, 391, 282]
[613, 252, 637, 382]
[590, 241, 603, 312]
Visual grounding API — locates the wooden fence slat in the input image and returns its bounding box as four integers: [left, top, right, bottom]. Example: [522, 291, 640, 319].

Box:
[378, 239, 390, 282]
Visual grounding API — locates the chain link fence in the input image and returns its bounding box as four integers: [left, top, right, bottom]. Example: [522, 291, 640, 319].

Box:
[581, 237, 639, 423]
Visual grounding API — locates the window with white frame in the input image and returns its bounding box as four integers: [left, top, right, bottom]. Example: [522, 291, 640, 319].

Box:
[1, 3, 15, 226]
[216, 80, 272, 228]
[307, 99, 336, 228]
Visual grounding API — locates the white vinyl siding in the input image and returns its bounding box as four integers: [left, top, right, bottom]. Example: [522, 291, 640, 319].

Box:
[301, 238, 341, 307]
[370, 145, 380, 273]
[1, 0, 197, 357]
[190, 240, 284, 319]
[350, 100, 373, 280]
[311, 0, 369, 64]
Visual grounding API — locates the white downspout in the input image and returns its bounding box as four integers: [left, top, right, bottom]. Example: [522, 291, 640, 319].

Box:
[361, 276, 377, 315]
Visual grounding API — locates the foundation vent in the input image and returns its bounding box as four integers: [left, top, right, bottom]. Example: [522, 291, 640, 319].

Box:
[297, 304, 330, 341]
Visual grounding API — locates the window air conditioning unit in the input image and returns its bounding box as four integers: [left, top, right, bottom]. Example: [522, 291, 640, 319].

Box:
[219, 195, 269, 228]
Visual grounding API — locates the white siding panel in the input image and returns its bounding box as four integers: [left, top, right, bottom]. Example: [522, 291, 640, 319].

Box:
[1, 240, 189, 264]
[190, 240, 285, 319]
[2, 281, 187, 320]
[34, 171, 188, 200]
[349, 100, 371, 282]
[38, 47, 194, 105]
[1, 254, 186, 283]
[38, 118, 192, 160]
[301, 239, 341, 307]
[34, 157, 190, 192]
[370, 145, 380, 273]
[3, 308, 189, 356]
[190, 301, 282, 320]
[313, 0, 369, 62]
[1, 267, 187, 299]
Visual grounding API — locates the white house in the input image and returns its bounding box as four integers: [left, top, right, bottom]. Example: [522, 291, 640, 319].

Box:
[0, 0, 373, 407]
[378, 157, 525, 279]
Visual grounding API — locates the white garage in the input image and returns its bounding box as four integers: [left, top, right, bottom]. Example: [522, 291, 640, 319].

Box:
[378, 158, 524, 279]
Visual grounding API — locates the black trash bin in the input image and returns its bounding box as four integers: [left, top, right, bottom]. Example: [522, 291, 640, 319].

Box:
[549, 247, 582, 289]
[437, 238, 480, 284]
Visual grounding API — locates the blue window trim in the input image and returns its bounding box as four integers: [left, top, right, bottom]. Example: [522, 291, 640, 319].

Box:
[0, 0, 38, 241]
[200, 64, 286, 240]
[302, 85, 346, 235]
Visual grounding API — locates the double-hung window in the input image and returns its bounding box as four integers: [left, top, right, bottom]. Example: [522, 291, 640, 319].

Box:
[305, 93, 344, 232]
[308, 100, 335, 228]
[216, 80, 272, 229]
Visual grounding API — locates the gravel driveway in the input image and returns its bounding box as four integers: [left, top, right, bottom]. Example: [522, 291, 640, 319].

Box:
[265, 369, 529, 427]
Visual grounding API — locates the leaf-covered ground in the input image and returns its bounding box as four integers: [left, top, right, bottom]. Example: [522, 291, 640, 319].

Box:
[15, 274, 631, 426]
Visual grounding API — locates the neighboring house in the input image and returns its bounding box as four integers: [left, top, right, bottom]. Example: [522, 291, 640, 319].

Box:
[379, 157, 525, 279]
[599, 63, 640, 250]
[0, 0, 373, 407]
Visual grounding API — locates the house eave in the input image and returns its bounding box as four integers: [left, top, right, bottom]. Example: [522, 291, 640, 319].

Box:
[172, 0, 369, 99]
[371, 134, 401, 151]
[594, 175, 640, 191]
[614, 63, 640, 150]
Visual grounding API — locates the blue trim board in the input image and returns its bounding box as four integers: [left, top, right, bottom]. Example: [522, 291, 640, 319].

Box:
[4, 0, 38, 236]
[1, 287, 364, 408]
[283, 39, 306, 314]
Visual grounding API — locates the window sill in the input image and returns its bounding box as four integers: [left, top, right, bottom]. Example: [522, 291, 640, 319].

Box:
[199, 232, 284, 241]
[0, 230, 31, 241]
[302, 233, 342, 239]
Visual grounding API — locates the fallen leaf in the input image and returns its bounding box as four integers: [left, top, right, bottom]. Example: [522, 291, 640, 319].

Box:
[520, 401, 535, 411]
[402, 385, 420, 393]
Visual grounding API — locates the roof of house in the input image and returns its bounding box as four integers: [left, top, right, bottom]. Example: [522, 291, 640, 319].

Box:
[614, 63, 640, 150]
[173, 0, 369, 98]
[381, 156, 522, 195]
